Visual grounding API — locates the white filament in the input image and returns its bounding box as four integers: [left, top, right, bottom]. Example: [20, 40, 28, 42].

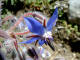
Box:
[43, 31, 52, 38]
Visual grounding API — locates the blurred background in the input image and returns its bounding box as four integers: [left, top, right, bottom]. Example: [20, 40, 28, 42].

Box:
[0, 0, 80, 60]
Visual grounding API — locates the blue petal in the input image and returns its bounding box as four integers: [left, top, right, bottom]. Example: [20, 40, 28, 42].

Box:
[47, 7, 58, 31]
[48, 37, 53, 41]
[24, 17, 44, 35]
[20, 37, 40, 44]
[38, 39, 44, 46]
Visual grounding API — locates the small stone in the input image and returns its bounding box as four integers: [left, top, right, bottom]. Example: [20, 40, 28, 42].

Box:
[68, 0, 80, 25]
[54, 57, 65, 60]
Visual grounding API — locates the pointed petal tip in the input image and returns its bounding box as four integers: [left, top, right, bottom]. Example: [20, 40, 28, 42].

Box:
[23, 17, 27, 20]
[23, 17, 45, 35]
[55, 7, 58, 10]
[20, 37, 40, 44]
[47, 7, 58, 31]
[38, 40, 45, 46]
[19, 41, 27, 44]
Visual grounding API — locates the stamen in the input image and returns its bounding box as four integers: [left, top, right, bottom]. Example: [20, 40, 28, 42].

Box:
[43, 31, 52, 38]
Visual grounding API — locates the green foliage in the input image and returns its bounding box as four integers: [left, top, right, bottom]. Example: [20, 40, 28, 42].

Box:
[3, 0, 66, 17]
[2, 0, 60, 16]
[1, 10, 11, 18]
[5, 0, 17, 6]
[74, 25, 78, 32]
[3, 0, 67, 20]
[25, 0, 36, 5]
[58, 9, 64, 17]
[66, 29, 71, 35]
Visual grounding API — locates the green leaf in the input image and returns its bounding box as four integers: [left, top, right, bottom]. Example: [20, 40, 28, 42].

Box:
[11, 0, 14, 5]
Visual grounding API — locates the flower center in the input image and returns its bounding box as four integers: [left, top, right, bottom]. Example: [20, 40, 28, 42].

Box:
[43, 31, 52, 38]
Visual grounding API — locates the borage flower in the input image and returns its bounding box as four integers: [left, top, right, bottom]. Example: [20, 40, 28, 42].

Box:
[20, 8, 58, 50]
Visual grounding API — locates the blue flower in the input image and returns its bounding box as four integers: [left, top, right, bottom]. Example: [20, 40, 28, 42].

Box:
[20, 8, 58, 46]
